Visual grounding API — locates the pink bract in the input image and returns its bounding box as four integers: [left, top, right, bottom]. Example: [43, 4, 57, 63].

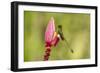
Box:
[45, 17, 55, 43]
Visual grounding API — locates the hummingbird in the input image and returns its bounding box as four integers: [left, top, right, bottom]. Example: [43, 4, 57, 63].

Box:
[57, 25, 74, 53]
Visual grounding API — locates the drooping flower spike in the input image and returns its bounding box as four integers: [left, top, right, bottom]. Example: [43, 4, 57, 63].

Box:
[44, 17, 60, 61]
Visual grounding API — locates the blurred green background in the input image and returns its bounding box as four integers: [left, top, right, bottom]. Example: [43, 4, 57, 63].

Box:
[24, 11, 90, 62]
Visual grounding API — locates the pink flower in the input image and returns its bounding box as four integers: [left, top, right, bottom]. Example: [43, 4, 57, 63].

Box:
[44, 17, 60, 61]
